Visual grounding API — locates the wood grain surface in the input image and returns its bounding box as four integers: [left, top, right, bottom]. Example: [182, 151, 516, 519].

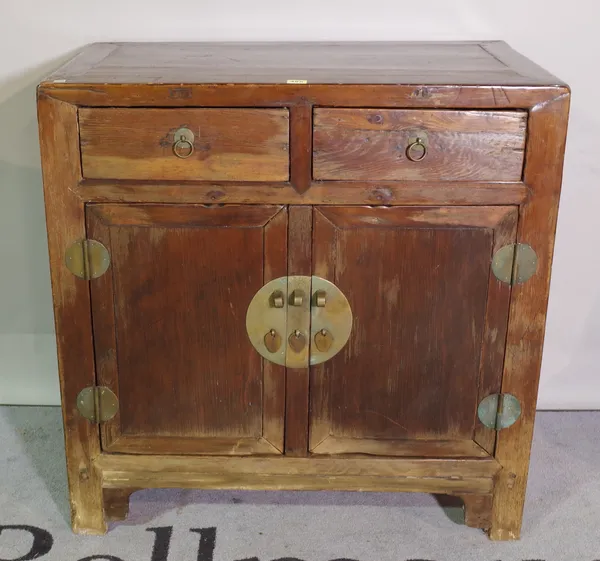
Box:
[310, 206, 517, 457]
[489, 94, 570, 540]
[87, 204, 286, 455]
[42, 83, 567, 111]
[462, 493, 493, 530]
[42, 42, 564, 86]
[96, 454, 501, 495]
[79, 108, 289, 181]
[37, 95, 106, 534]
[313, 109, 527, 181]
[96, 454, 501, 477]
[290, 103, 312, 193]
[102, 488, 137, 522]
[284, 206, 313, 456]
[75, 180, 530, 207]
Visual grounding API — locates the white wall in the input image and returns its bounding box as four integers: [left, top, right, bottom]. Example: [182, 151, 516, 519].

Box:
[0, 0, 598, 407]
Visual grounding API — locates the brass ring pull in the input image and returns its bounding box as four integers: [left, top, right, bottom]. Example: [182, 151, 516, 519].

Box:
[173, 135, 194, 159]
[406, 137, 427, 162]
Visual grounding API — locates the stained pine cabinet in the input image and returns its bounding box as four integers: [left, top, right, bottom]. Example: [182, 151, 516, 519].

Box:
[38, 41, 569, 539]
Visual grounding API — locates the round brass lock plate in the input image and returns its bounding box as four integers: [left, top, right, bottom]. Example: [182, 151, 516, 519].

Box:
[246, 277, 288, 366]
[247, 276, 353, 367]
[310, 276, 353, 366]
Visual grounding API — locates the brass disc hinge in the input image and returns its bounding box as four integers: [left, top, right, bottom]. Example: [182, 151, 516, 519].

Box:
[246, 276, 353, 369]
[65, 239, 111, 279]
[76, 387, 119, 423]
[477, 393, 522, 430]
[492, 243, 538, 285]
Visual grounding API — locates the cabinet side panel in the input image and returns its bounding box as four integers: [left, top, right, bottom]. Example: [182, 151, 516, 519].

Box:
[490, 93, 570, 540]
[37, 96, 106, 534]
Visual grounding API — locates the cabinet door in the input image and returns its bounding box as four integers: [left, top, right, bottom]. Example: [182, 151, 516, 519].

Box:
[87, 204, 287, 455]
[310, 206, 517, 457]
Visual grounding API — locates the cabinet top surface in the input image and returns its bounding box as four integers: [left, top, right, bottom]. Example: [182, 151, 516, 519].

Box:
[41, 41, 564, 87]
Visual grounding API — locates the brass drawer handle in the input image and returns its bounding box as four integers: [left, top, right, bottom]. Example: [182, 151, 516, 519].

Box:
[406, 137, 427, 162]
[172, 126, 195, 159]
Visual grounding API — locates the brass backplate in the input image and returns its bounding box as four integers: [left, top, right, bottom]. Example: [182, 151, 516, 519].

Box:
[246, 276, 353, 368]
[65, 239, 110, 280]
[76, 386, 119, 423]
[310, 276, 353, 366]
[478, 393, 521, 430]
[492, 243, 537, 285]
[246, 277, 288, 366]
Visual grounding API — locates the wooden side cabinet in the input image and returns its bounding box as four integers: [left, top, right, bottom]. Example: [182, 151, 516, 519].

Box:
[37, 42, 570, 540]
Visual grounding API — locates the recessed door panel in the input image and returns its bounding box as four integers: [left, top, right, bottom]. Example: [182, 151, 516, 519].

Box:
[87, 204, 287, 455]
[310, 206, 517, 457]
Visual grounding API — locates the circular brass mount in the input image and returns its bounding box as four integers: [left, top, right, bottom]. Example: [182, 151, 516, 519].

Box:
[246, 276, 353, 367]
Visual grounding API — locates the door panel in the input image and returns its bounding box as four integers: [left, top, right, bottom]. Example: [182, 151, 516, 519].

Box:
[310, 206, 517, 457]
[87, 204, 287, 455]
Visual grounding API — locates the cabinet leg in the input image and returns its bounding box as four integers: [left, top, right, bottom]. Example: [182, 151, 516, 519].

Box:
[68, 465, 107, 535]
[488, 468, 525, 541]
[461, 493, 493, 530]
[103, 488, 136, 522]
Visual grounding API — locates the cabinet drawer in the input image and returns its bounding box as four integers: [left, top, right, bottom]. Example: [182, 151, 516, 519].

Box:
[79, 108, 290, 181]
[313, 109, 527, 182]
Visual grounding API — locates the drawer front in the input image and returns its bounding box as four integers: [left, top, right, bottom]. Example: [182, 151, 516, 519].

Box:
[313, 109, 527, 182]
[79, 108, 290, 181]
